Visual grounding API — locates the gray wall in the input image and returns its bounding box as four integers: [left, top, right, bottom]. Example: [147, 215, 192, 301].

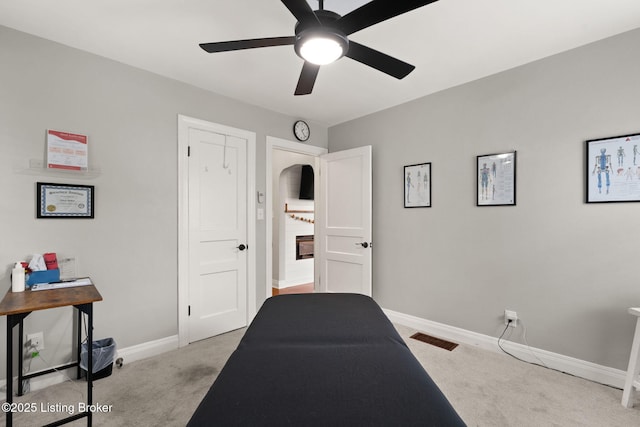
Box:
[0, 25, 327, 377]
[329, 28, 640, 370]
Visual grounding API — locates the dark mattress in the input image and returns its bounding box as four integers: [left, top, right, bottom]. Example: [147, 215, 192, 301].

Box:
[188, 293, 465, 426]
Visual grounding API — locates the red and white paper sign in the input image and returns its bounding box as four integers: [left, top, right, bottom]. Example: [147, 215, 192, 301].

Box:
[47, 130, 88, 170]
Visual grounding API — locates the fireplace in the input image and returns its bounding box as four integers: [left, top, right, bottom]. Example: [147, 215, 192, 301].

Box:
[296, 235, 314, 260]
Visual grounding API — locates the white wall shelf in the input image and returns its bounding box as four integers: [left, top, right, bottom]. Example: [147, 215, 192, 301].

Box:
[14, 159, 101, 179]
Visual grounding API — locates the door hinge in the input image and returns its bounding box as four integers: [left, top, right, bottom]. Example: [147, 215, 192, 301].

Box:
[188, 305, 191, 316]
[187, 146, 191, 157]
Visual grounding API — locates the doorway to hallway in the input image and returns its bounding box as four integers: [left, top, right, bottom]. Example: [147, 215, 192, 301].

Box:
[266, 137, 326, 300]
[266, 137, 373, 298]
[272, 163, 316, 296]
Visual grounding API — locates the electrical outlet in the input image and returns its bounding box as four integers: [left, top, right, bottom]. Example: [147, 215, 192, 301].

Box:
[504, 310, 518, 327]
[27, 332, 45, 351]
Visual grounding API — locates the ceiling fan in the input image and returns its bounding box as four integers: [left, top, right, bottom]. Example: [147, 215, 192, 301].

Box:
[199, 0, 440, 95]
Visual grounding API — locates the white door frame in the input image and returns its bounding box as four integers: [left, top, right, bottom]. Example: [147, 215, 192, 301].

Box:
[178, 114, 256, 348]
[265, 136, 327, 300]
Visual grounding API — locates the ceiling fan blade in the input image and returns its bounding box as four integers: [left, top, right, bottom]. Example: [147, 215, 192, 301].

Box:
[294, 62, 320, 96]
[281, 0, 320, 25]
[336, 0, 439, 35]
[200, 36, 295, 53]
[346, 41, 415, 79]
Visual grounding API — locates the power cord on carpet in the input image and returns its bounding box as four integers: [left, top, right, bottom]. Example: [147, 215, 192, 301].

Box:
[498, 319, 547, 368]
[497, 319, 619, 391]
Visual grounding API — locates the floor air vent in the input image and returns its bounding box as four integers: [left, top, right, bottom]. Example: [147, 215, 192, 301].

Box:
[410, 333, 458, 351]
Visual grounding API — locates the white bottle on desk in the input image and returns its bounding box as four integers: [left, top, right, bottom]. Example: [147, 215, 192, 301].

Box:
[11, 262, 25, 292]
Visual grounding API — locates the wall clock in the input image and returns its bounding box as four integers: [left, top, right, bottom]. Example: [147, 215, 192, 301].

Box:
[293, 120, 310, 142]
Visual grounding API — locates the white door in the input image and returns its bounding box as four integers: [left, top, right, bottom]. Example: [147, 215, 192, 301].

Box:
[317, 146, 372, 295]
[187, 127, 248, 342]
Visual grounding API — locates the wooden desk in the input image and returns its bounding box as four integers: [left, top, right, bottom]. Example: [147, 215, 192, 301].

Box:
[0, 283, 102, 426]
[622, 307, 640, 408]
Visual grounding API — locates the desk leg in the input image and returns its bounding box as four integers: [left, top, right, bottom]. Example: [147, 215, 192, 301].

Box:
[75, 303, 93, 426]
[18, 321, 23, 396]
[76, 309, 82, 380]
[88, 303, 93, 426]
[6, 314, 13, 427]
[5, 313, 28, 427]
[622, 316, 640, 408]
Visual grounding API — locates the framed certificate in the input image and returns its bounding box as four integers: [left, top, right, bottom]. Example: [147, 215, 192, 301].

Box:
[37, 182, 95, 218]
[47, 130, 88, 170]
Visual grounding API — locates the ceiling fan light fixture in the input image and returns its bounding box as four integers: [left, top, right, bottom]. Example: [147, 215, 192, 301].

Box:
[300, 36, 342, 65]
[295, 29, 348, 65]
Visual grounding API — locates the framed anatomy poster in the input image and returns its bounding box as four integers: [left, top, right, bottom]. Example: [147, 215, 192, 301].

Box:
[404, 162, 431, 208]
[477, 152, 516, 206]
[586, 133, 640, 203]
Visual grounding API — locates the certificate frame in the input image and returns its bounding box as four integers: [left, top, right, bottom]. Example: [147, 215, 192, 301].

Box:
[586, 132, 640, 203]
[37, 182, 94, 218]
[477, 152, 516, 206]
[46, 129, 88, 170]
[404, 162, 431, 208]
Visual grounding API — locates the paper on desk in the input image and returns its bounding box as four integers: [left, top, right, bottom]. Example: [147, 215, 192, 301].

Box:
[30, 277, 93, 291]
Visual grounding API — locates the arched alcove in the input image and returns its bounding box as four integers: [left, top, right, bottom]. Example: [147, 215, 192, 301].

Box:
[273, 164, 315, 295]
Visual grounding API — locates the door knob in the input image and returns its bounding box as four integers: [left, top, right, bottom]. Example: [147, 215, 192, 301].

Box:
[358, 242, 369, 248]
[236, 244, 247, 251]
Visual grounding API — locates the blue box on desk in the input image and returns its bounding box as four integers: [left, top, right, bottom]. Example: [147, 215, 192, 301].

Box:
[26, 269, 60, 286]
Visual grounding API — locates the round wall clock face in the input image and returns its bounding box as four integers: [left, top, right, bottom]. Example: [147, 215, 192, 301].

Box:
[293, 120, 310, 141]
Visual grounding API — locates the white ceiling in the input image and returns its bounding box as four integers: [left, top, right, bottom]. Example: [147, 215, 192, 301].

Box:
[2, 0, 640, 126]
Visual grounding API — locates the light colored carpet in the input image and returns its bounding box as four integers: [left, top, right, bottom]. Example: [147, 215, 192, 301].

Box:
[8, 324, 640, 426]
[396, 324, 640, 427]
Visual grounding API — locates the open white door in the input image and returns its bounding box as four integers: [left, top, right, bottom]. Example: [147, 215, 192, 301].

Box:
[317, 146, 372, 296]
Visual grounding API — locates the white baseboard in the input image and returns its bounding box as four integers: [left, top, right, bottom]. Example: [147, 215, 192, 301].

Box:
[272, 279, 313, 289]
[0, 335, 179, 400]
[383, 308, 628, 390]
[114, 335, 179, 366]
